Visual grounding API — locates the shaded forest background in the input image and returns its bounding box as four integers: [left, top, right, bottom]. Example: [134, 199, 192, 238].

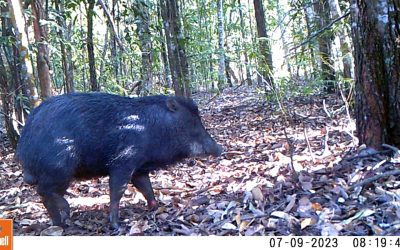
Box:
[1, 0, 358, 142]
[2, 0, 352, 96]
[1, 0, 398, 150]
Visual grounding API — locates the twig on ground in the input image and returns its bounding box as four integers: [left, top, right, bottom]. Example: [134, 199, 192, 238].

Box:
[283, 124, 298, 181]
[338, 82, 357, 146]
[382, 144, 400, 155]
[344, 149, 391, 161]
[303, 124, 315, 163]
[371, 159, 387, 171]
[349, 169, 400, 191]
[207, 93, 220, 105]
[322, 99, 331, 118]
[322, 126, 330, 156]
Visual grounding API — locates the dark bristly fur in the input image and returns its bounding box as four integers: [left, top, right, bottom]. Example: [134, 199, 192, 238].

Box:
[16, 92, 221, 229]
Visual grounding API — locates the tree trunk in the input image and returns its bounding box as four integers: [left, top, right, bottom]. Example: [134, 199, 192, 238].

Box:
[7, 0, 40, 108]
[32, 0, 52, 98]
[276, 0, 293, 79]
[217, 0, 226, 89]
[303, 4, 317, 79]
[110, 0, 120, 88]
[133, 0, 153, 95]
[157, 2, 171, 88]
[0, 55, 19, 147]
[351, 0, 400, 148]
[55, 0, 74, 93]
[208, 9, 213, 90]
[174, 1, 190, 97]
[253, 0, 274, 86]
[160, 0, 190, 97]
[314, 0, 336, 93]
[160, 0, 180, 95]
[99, 26, 109, 86]
[87, 0, 99, 91]
[328, 0, 353, 80]
[238, 0, 252, 85]
[0, 8, 20, 147]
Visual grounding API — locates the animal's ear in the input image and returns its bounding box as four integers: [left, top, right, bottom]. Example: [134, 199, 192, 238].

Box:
[166, 98, 179, 112]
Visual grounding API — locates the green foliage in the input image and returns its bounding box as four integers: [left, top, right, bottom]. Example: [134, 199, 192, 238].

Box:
[0, 35, 15, 47]
[2, 0, 352, 98]
[268, 76, 324, 99]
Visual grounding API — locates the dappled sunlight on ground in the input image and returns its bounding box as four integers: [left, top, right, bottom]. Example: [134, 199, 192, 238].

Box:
[1, 87, 399, 235]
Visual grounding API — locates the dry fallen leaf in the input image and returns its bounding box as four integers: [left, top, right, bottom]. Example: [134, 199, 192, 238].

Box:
[320, 224, 340, 236]
[40, 226, 63, 236]
[3, 87, 399, 236]
[19, 219, 35, 226]
[244, 224, 265, 236]
[251, 186, 264, 202]
[297, 196, 312, 217]
[235, 213, 241, 225]
[311, 202, 322, 211]
[284, 194, 296, 212]
[299, 173, 313, 191]
[221, 222, 237, 230]
[300, 217, 316, 229]
[271, 211, 289, 219]
[239, 221, 250, 232]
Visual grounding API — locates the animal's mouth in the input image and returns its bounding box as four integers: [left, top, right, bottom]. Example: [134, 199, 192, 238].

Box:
[189, 142, 223, 158]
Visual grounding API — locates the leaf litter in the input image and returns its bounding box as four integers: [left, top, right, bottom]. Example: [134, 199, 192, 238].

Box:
[1, 86, 400, 236]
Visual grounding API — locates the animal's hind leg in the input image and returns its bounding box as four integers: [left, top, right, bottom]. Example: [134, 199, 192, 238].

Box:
[37, 180, 70, 227]
[131, 172, 157, 209]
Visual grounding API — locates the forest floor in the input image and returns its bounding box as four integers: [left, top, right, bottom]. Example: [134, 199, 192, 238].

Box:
[1, 86, 400, 236]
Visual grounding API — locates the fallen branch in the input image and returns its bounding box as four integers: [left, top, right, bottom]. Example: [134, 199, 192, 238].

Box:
[1, 203, 29, 211]
[382, 144, 400, 155]
[206, 93, 220, 105]
[344, 149, 391, 161]
[221, 150, 244, 156]
[349, 169, 400, 191]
